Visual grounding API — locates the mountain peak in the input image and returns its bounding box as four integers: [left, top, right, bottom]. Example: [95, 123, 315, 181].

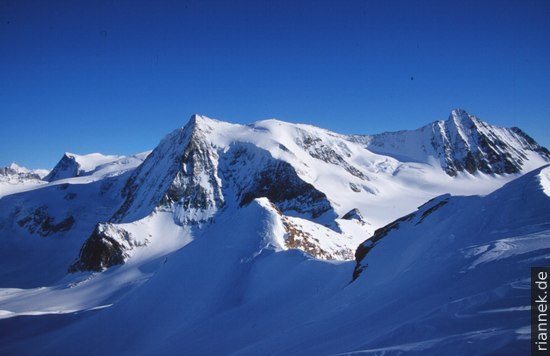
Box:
[449, 108, 469, 118]
[7, 162, 29, 173]
[188, 113, 207, 124]
[447, 108, 478, 128]
[1, 161, 46, 182]
[364, 109, 549, 176]
[186, 114, 222, 131]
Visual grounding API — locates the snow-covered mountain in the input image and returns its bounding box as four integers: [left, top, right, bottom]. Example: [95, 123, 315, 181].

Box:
[0, 162, 48, 197]
[0, 110, 548, 354]
[0, 162, 49, 179]
[64, 111, 546, 271]
[45, 151, 150, 182]
[354, 108, 549, 176]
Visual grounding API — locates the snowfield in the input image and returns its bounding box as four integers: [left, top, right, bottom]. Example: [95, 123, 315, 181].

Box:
[0, 110, 548, 355]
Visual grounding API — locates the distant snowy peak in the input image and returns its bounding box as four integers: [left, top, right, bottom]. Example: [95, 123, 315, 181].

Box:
[7, 162, 30, 174]
[45, 152, 150, 182]
[0, 162, 48, 184]
[362, 109, 550, 176]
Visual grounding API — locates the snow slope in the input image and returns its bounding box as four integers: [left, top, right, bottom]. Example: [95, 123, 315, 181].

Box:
[0, 165, 548, 355]
[349, 165, 550, 354]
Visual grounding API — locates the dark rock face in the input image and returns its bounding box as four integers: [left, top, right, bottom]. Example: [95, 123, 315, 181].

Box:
[17, 206, 75, 237]
[220, 143, 335, 220]
[112, 116, 224, 225]
[352, 195, 450, 280]
[44, 154, 81, 182]
[69, 224, 130, 272]
[160, 129, 224, 224]
[416, 199, 448, 225]
[432, 110, 550, 176]
[341, 208, 365, 222]
[239, 161, 332, 218]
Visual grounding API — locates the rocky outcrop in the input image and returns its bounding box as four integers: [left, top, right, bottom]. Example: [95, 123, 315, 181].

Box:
[239, 160, 332, 219]
[282, 217, 343, 260]
[69, 223, 145, 272]
[17, 206, 75, 237]
[341, 208, 365, 222]
[160, 125, 224, 225]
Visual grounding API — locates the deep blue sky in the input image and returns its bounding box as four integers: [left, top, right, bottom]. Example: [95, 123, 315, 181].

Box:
[1, 0, 549, 169]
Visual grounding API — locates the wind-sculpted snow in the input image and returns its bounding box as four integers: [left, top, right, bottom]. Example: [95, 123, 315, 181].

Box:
[540, 166, 550, 197]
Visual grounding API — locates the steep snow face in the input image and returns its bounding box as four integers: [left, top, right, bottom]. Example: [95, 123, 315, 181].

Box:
[361, 108, 550, 176]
